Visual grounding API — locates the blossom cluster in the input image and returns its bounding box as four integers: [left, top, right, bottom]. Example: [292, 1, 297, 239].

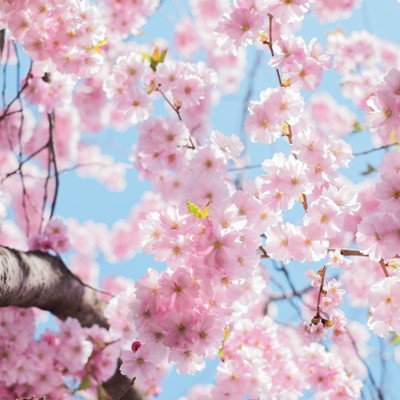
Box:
[134, 117, 191, 179]
[153, 61, 217, 136]
[263, 128, 357, 263]
[181, 317, 362, 400]
[327, 30, 400, 112]
[1, 0, 106, 77]
[271, 35, 331, 91]
[100, 0, 160, 37]
[245, 86, 304, 144]
[366, 68, 400, 145]
[311, 0, 361, 23]
[368, 275, 400, 337]
[120, 199, 264, 380]
[104, 52, 152, 125]
[216, 0, 310, 52]
[23, 69, 75, 113]
[356, 151, 400, 261]
[28, 218, 70, 253]
[306, 92, 358, 137]
[341, 257, 381, 308]
[0, 308, 118, 399]
[174, 0, 246, 93]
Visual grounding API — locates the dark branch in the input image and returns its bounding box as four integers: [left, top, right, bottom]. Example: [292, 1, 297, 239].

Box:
[354, 143, 399, 156]
[0, 245, 145, 400]
[0, 245, 107, 327]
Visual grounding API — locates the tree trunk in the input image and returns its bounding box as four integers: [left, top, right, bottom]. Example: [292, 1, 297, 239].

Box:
[0, 245, 144, 400]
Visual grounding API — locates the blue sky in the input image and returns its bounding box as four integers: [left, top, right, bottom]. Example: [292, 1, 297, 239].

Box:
[4, 0, 400, 398]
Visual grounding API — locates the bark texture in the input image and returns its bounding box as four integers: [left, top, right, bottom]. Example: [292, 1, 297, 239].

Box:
[0, 245, 144, 400]
[0, 246, 107, 327]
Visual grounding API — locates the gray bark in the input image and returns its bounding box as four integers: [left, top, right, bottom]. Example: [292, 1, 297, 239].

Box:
[0, 245, 144, 400]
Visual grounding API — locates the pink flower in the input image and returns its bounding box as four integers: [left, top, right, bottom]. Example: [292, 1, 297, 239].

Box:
[368, 276, 400, 337]
[327, 249, 352, 269]
[161, 312, 198, 348]
[192, 313, 225, 357]
[245, 100, 281, 144]
[159, 268, 199, 312]
[124, 88, 153, 124]
[356, 213, 399, 261]
[285, 57, 323, 91]
[169, 348, 206, 374]
[216, 7, 264, 52]
[375, 169, 400, 212]
[172, 75, 206, 106]
[120, 344, 165, 381]
[265, 223, 303, 263]
[174, 17, 200, 58]
[268, 0, 310, 24]
[202, 229, 240, 274]
[383, 68, 400, 96]
[297, 224, 329, 262]
[307, 93, 357, 137]
[304, 197, 343, 237]
[366, 90, 399, 135]
[311, 0, 361, 23]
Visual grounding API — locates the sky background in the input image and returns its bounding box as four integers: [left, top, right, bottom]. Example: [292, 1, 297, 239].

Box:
[4, 0, 400, 398]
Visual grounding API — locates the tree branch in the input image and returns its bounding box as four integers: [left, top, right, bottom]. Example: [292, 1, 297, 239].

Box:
[0, 245, 107, 326]
[0, 245, 144, 400]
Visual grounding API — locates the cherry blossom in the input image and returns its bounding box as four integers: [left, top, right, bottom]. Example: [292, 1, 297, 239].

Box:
[1, 0, 400, 398]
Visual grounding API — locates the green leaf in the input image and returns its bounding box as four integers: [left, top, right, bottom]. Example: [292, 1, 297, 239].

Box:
[186, 201, 203, 218]
[142, 47, 168, 72]
[76, 375, 91, 391]
[391, 334, 400, 345]
[159, 49, 168, 63]
[202, 203, 209, 218]
[361, 163, 376, 176]
[186, 200, 209, 219]
[142, 53, 152, 62]
[352, 120, 363, 133]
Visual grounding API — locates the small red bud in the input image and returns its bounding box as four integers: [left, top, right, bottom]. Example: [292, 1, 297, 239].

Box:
[131, 341, 141, 352]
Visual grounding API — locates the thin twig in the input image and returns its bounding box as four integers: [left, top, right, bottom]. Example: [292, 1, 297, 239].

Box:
[156, 87, 195, 149]
[48, 111, 59, 219]
[379, 259, 389, 278]
[347, 331, 384, 400]
[1, 36, 10, 109]
[0, 29, 5, 65]
[315, 266, 327, 319]
[0, 61, 32, 121]
[328, 248, 368, 257]
[267, 274, 303, 319]
[267, 14, 282, 86]
[267, 285, 312, 302]
[354, 143, 399, 156]
[1, 142, 49, 183]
